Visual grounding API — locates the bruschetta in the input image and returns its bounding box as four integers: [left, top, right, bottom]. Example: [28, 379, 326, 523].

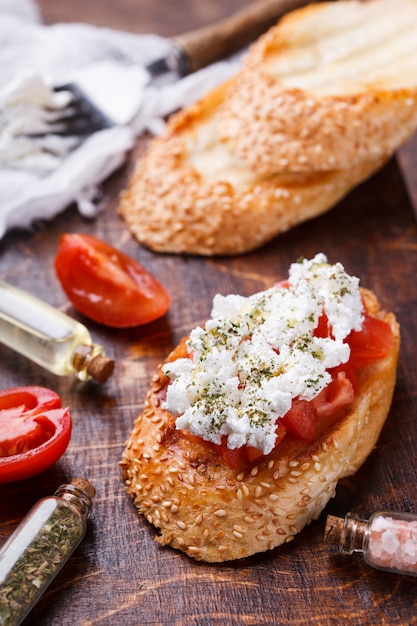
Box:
[121, 255, 400, 562]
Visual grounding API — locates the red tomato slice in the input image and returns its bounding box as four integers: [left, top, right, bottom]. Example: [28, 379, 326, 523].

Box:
[312, 371, 355, 418]
[347, 314, 394, 367]
[55, 233, 170, 328]
[0, 386, 72, 484]
[281, 399, 318, 442]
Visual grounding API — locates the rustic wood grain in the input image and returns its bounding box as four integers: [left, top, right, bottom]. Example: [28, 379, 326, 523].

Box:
[1, 2, 417, 625]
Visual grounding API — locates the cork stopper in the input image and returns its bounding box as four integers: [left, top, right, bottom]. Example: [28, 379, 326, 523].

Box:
[324, 515, 344, 544]
[86, 353, 115, 384]
[71, 477, 96, 499]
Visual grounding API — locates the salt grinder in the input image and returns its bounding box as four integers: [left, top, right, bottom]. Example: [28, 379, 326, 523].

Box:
[325, 510, 417, 576]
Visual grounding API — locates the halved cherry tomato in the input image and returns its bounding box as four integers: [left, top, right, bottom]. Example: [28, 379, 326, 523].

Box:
[55, 233, 170, 328]
[0, 386, 72, 484]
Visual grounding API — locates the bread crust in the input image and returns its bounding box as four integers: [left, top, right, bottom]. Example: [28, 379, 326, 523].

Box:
[121, 288, 400, 562]
[118, 79, 384, 256]
[219, 0, 417, 173]
[118, 0, 417, 256]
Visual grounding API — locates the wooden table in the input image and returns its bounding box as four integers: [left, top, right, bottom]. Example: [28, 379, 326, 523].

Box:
[2, 1, 417, 624]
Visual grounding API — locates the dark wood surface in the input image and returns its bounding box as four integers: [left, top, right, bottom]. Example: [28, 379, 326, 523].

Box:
[2, 2, 417, 625]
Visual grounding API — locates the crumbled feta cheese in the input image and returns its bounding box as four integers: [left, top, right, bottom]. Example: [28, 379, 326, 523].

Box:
[163, 254, 364, 455]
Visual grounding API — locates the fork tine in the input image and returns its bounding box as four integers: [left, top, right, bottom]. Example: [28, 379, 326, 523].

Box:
[50, 82, 115, 136]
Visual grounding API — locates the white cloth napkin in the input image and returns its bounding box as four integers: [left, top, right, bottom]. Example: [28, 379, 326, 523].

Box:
[0, 0, 242, 239]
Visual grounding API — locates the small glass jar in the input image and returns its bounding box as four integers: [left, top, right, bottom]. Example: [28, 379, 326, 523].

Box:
[0, 478, 96, 625]
[0, 279, 114, 383]
[325, 511, 417, 577]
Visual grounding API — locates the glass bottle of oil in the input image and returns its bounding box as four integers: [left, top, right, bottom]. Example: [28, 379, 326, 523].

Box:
[0, 279, 114, 383]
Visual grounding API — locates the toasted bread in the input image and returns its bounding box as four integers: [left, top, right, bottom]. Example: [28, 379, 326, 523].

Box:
[118, 79, 385, 255]
[121, 284, 400, 562]
[219, 0, 417, 174]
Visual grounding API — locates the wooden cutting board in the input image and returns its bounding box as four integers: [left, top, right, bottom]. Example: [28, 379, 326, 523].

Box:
[1, 140, 417, 626]
[2, 0, 417, 623]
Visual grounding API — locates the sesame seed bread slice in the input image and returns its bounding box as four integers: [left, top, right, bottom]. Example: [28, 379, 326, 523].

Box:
[120, 288, 400, 562]
[118, 78, 385, 256]
[219, 0, 417, 174]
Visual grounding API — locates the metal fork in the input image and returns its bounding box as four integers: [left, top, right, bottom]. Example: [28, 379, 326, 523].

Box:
[39, 83, 115, 137]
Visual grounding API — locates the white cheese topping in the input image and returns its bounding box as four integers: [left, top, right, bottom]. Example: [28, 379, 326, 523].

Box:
[163, 254, 364, 455]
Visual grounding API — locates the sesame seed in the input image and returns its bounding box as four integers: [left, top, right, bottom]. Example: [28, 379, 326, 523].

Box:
[195, 514, 203, 526]
[255, 486, 262, 498]
[171, 504, 179, 514]
[236, 489, 243, 501]
[241, 484, 249, 497]
[188, 546, 199, 554]
[233, 531, 243, 539]
[177, 521, 187, 530]
[214, 509, 227, 518]
[269, 494, 279, 501]
[260, 482, 271, 488]
[250, 466, 259, 477]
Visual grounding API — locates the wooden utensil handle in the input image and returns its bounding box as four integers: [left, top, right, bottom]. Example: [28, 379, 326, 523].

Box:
[174, 0, 314, 73]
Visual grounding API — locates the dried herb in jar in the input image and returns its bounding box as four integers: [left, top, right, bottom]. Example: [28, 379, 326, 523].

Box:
[0, 478, 95, 626]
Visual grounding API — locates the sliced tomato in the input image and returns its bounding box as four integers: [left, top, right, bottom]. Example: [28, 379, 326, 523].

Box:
[313, 312, 331, 339]
[0, 386, 72, 484]
[347, 314, 394, 367]
[55, 233, 170, 328]
[312, 370, 355, 418]
[281, 399, 317, 442]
